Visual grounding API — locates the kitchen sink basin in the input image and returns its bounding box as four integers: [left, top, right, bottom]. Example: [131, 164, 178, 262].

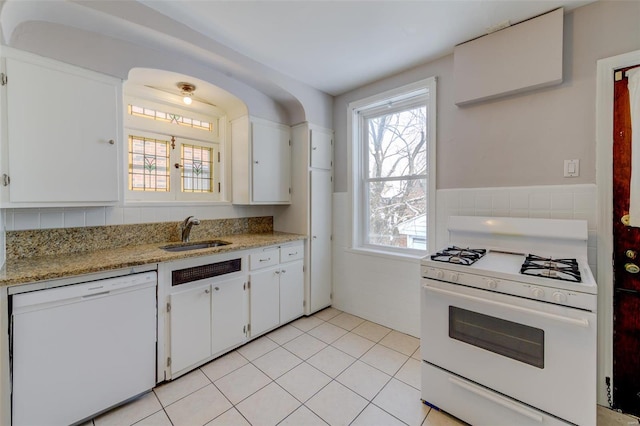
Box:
[160, 240, 231, 252]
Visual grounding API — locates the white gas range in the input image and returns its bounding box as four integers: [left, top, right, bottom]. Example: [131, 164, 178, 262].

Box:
[421, 216, 597, 426]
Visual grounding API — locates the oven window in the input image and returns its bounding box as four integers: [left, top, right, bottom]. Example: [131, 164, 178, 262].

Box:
[449, 306, 545, 369]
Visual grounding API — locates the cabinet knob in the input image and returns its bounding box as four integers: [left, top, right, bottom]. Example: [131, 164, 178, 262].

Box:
[281, 269, 287, 274]
[312, 147, 317, 150]
[205, 288, 210, 294]
[214, 287, 220, 291]
[254, 160, 259, 164]
[108, 139, 115, 145]
[275, 270, 280, 275]
[626, 250, 637, 259]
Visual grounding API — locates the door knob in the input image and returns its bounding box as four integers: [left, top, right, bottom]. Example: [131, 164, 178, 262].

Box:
[624, 263, 640, 274]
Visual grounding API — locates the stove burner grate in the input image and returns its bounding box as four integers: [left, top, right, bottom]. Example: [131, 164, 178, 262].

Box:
[520, 254, 582, 283]
[430, 246, 487, 266]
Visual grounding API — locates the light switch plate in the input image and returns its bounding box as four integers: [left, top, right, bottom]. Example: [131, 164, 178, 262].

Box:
[564, 159, 580, 177]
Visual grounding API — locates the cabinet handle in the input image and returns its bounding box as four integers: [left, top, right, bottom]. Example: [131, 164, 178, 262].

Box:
[289, 252, 298, 256]
[313, 236, 317, 239]
[260, 257, 271, 262]
[2, 174, 9, 187]
[275, 270, 280, 275]
[625, 263, 640, 274]
[205, 288, 210, 294]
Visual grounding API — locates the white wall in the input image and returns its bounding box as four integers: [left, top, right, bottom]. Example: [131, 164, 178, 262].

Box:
[332, 1, 640, 192]
[332, 184, 597, 338]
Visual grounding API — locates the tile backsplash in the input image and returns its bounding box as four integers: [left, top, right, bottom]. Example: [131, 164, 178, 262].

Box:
[436, 184, 597, 275]
[4, 204, 276, 231]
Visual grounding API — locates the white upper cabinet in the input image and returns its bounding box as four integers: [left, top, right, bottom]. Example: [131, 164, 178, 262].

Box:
[2, 49, 121, 206]
[310, 128, 332, 170]
[231, 116, 291, 205]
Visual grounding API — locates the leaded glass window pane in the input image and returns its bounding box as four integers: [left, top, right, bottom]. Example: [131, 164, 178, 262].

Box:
[128, 136, 170, 192]
[181, 143, 213, 193]
[128, 104, 213, 132]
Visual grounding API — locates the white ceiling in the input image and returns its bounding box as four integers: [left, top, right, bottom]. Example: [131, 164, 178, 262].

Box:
[140, 0, 595, 96]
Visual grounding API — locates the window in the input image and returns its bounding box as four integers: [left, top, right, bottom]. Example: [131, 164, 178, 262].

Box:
[349, 78, 436, 255]
[124, 91, 225, 203]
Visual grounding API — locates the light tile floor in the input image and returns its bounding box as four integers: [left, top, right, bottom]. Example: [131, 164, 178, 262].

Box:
[87, 307, 467, 426]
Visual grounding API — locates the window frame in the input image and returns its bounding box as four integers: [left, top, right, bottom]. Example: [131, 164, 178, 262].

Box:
[123, 86, 228, 205]
[348, 77, 437, 257]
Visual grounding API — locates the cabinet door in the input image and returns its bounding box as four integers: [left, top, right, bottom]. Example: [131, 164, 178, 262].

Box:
[211, 276, 247, 355]
[250, 267, 280, 337]
[310, 169, 333, 312]
[310, 129, 332, 170]
[279, 260, 304, 324]
[5, 56, 120, 203]
[251, 121, 290, 203]
[169, 285, 211, 373]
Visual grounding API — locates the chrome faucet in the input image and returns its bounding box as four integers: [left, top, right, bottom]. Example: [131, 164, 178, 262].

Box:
[181, 216, 201, 242]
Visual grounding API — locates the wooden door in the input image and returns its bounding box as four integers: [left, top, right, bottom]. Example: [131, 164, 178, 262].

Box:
[612, 64, 640, 415]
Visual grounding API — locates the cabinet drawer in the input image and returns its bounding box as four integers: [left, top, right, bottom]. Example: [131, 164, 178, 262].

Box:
[249, 249, 279, 270]
[280, 243, 303, 263]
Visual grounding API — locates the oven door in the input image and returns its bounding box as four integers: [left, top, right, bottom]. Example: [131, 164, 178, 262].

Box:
[421, 279, 596, 426]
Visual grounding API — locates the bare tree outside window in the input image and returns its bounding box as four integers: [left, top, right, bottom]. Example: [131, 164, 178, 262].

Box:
[364, 105, 427, 249]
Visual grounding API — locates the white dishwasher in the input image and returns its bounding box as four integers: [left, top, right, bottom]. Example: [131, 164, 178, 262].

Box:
[11, 271, 157, 426]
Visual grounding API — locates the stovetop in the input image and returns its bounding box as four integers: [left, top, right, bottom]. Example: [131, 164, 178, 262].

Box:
[422, 248, 597, 295]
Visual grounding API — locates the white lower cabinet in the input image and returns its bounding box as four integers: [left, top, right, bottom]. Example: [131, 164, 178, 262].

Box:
[211, 277, 248, 356]
[249, 265, 281, 337]
[169, 285, 212, 374]
[169, 277, 249, 375]
[249, 241, 304, 337]
[162, 243, 303, 379]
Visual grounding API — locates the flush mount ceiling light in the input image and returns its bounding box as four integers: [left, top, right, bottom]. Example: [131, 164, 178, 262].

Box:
[177, 82, 196, 105]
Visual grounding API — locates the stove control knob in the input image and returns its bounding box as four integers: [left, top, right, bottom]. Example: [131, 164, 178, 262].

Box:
[531, 287, 545, 299]
[486, 279, 498, 289]
[552, 291, 567, 303]
[450, 273, 459, 282]
[435, 270, 444, 279]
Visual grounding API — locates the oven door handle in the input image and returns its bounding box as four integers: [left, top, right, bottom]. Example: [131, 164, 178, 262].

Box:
[423, 285, 590, 328]
[448, 376, 544, 423]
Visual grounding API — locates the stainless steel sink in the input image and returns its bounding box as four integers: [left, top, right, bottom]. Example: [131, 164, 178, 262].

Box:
[160, 240, 231, 252]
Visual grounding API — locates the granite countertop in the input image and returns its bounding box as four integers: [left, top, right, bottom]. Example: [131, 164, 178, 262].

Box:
[0, 232, 306, 287]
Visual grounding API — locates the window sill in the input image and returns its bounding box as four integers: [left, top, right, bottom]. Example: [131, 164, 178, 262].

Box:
[344, 247, 425, 263]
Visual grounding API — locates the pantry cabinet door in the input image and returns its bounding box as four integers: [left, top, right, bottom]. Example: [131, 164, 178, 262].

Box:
[310, 169, 332, 312]
[310, 129, 332, 170]
[5, 56, 120, 203]
[211, 276, 247, 355]
[169, 285, 211, 373]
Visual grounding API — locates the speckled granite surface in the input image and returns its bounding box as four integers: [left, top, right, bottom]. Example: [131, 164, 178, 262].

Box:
[6, 216, 273, 260]
[1, 217, 306, 287]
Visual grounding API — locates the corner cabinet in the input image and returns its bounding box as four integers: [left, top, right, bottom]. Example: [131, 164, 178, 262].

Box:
[1, 48, 121, 206]
[231, 116, 291, 205]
